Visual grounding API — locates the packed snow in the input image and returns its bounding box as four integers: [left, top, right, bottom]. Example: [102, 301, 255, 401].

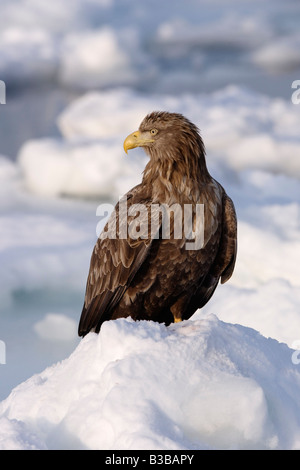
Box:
[1, 0, 300, 452]
[1, 315, 300, 450]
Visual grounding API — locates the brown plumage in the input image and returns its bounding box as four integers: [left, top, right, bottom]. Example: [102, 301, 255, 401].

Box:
[78, 111, 237, 336]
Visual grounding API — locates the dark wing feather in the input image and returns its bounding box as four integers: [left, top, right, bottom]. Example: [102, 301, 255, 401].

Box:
[78, 186, 156, 336]
[183, 190, 237, 319]
[220, 194, 237, 284]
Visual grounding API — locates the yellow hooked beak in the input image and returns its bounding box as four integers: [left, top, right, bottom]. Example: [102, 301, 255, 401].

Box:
[123, 130, 155, 154]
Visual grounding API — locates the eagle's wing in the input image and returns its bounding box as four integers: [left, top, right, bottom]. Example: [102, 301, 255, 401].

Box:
[183, 191, 237, 318]
[220, 194, 237, 284]
[78, 186, 156, 336]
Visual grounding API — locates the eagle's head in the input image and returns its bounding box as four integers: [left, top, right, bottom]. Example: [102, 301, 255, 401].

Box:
[123, 111, 206, 163]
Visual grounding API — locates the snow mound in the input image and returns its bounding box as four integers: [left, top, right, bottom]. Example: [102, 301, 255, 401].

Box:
[252, 33, 300, 73]
[1, 315, 300, 450]
[33, 313, 77, 342]
[56, 89, 158, 140]
[59, 28, 136, 89]
[18, 137, 145, 199]
[0, 27, 57, 84]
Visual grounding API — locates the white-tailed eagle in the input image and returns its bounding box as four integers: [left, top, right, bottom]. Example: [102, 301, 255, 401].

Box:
[78, 111, 237, 336]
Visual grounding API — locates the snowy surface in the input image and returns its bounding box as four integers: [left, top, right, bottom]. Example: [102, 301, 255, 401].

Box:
[1, 315, 300, 450]
[1, 0, 300, 452]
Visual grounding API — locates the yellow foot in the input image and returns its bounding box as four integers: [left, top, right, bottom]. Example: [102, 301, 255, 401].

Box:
[174, 317, 182, 323]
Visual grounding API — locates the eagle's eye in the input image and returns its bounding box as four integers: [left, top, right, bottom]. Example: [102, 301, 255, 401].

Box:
[150, 128, 158, 136]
